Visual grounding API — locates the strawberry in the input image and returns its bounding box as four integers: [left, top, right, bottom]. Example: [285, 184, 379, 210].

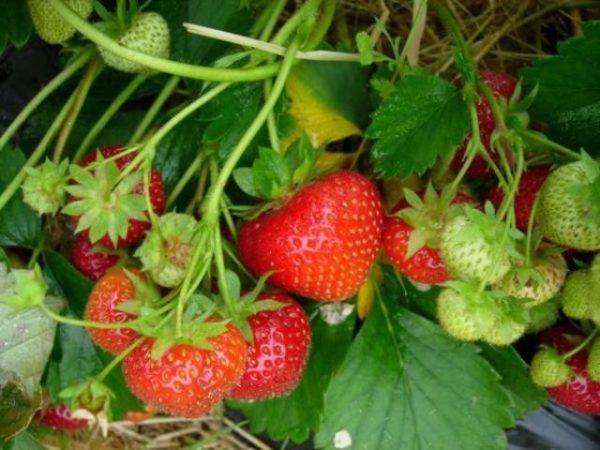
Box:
[122, 325, 247, 418]
[540, 325, 600, 414]
[538, 159, 600, 250]
[530, 347, 572, 387]
[38, 404, 88, 430]
[486, 165, 551, 231]
[382, 189, 473, 284]
[63, 145, 166, 248]
[228, 293, 311, 400]
[561, 269, 600, 323]
[27, 0, 93, 44]
[588, 338, 600, 382]
[99, 12, 170, 74]
[135, 213, 198, 288]
[493, 252, 566, 307]
[436, 282, 498, 342]
[84, 267, 142, 354]
[21, 159, 69, 216]
[440, 205, 519, 284]
[238, 171, 384, 302]
[71, 233, 120, 281]
[451, 71, 517, 178]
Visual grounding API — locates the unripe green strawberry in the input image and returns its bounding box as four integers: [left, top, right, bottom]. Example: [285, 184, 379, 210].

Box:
[99, 12, 170, 74]
[493, 253, 567, 307]
[27, 0, 93, 44]
[436, 282, 498, 342]
[484, 316, 526, 346]
[561, 269, 594, 320]
[588, 337, 600, 382]
[440, 207, 518, 284]
[530, 347, 572, 387]
[538, 159, 600, 250]
[22, 159, 69, 215]
[135, 213, 197, 288]
[525, 297, 560, 334]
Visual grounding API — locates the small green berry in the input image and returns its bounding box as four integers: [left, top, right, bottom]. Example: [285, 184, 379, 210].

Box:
[530, 347, 571, 387]
[21, 159, 69, 215]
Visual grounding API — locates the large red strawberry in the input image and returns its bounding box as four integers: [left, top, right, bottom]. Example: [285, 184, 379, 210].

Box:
[540, 325, 600, 414]
[486, 165, 550, 231]
[228, 293, 311, 400]
[239, 171, 384, 302]
[38, 404, 88, 430]
[85, 267, 142, 354]
[382, 190, 473, 284]
[71, 232, 120, 281]
[122, 324, 247, 417]
[451, 71, 517, 178]
[64, 145, 166, 248]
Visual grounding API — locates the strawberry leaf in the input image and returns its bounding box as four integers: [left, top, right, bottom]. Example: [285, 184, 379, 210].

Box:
[228, 304, 356, 443]
[0, 0, 32, 57]
[0, 147, 41, 249]
[315, 286, 516, 450]
[252, 147, 291, 200]
[367, 73, 469, 179]
[522, 21, 600, 155]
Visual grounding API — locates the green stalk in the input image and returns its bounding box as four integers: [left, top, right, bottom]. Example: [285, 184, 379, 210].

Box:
[118, 83, 230, 182]
[272, 0, 322, 46]
[0, 48, 93, 152]
[128, 75, 180, 146]
[0, 90, 77, 213]
[53, 57, 104, 162]
[264, 79, 280, 153]
[75, 73, 148, 162]
[97, 336, 144, 382]
[202, 41, 300, 223]
[304, 0, 337, 51]
[521, 129, 581, 161]
[49, 0, 280, 82]
[258, 0, 288, 41]
[563, 328, 599, 360]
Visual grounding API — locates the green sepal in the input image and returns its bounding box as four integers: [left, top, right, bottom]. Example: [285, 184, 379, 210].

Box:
[252, 147, 292, 200]
[59, 377, 114, 416]
[287, 134, 316, 185]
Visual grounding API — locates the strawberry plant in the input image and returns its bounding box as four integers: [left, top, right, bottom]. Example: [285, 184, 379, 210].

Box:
[0, 1, 600, 449]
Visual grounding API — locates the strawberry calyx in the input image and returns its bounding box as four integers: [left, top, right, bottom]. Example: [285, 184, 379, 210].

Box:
[59, 378, 114, 417]
[22, 159, 69, 216]
[135, 213, 199, 288]
[393, 184, 471, 257]
[62, 153, 149, 246]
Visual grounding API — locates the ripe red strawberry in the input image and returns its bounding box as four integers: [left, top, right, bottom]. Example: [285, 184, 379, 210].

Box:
[486, 166, 551, 231]
[71, 232, 120, 281]
[122, 325, 247, 417]
[228, 293, 311, 400]
[540, 325, 600, 414]
[238, 171, 384, 302]
[451, 71, 517, 178]
[39, 404, 88, 430]
[382, 191, 472, 284]
[85, 267, 142, 354]
[65, 145, 166, 248]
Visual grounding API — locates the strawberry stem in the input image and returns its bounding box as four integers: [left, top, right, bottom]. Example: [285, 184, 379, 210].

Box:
[0, 48, 94, 153]
[75, 73, 149, 162]
[256, 0, 288, 41]
[97, 336, 145, 382]
[48, 0, 282, 82]
[524, 193, 541, 266]
[53, 57, 104, 163]
[521, 129, 581, 161]
[127, 76, 180, 146]
[562, 328, 599, 360]
[166, 152, 205, 209]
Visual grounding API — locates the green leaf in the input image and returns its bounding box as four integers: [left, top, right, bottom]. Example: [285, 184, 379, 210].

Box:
[367, 73, 469, 179]
[522, 21, 600, 155]
[479, 344, 549, 418]
[43, 251, 92, 317]
[356, 31, 374, 66]
[315, 291, 515, 450]
[287, 55, 371, 147]
[1, 431, 45, 450]
[229, 305, 356, 443]
[0, 373, 40, 443]
[202, 83, 265, 161]
[252, 147, 291, 199]
[0, 0, 32, 56]
[149, 0, 246, 64]
[233, 167, 259, 197]
[0, 147, 41, 248]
